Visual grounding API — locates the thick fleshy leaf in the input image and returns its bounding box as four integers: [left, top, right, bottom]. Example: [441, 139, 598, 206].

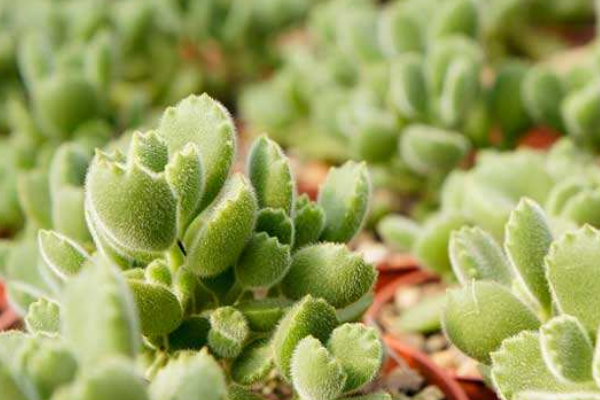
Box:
[185, 174, 257, 278]
[377, 215, 421, 252]
[431, 0, 478, 39]
[272, 296, 338, 380]
[282, 243, 376, 309]
[165, 143, 204, 233]
[449, 226, 513, 285]
[158, 94, 236, 208]
[414, 212, 469, 278]
[394, 292, 445, 334]
[236, 298, 291, 332]
[514, 392, 600, 400]
[38, 230, 89, 279]
[235, 233, 291, 290]
[491, 332, 593, 400]
[522, 67, 564, 131]
[150, 350, 227, 400]
[25, 298, 60, 335]
[293, 194, 325, 250]
[540, 316, 593, 383]
[255, 208, 294, 247]
[208, 307, 249, 359]
[17, 169, 52, 229]
[63, 261, 140, 365]
[546, 226, 600, 335]
[52, 359, 148, 400]
[128, 280, 182, 336]
[400, 125, 470, 176]
[438, 58, 479, 127]
[291, 336, 347, 400]
[389, 54, 428, 120]
[247, 136, 295, 215]
[86, 148, 177, 253]
[504, 199, 553, 313]
[560, 189, 600, 228]
[318, 161, 370, 243]
[563, 84, 600, 149]
[231, 340, 274, 386]
[327, 324, 383, 392]
[443, 281, 540, 364]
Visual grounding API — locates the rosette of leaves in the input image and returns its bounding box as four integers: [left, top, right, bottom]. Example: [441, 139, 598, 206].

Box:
[7, 94, 393, 400]
[442, 198, 600, 399]
[378, 140, 600, 278]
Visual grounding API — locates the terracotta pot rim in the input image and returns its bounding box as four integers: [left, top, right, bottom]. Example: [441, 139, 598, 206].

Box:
[384, 335, 469, 400]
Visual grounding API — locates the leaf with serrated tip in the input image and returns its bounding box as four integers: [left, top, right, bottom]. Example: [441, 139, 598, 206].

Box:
[546, 226, 600, 335]
[293, 195, 325, 250]
[291, 336, 347, 400]
[185, 174, 257, 278]
[128, 280, 182, 336]
[282, 243, 376, 309]
[272, 296, 338, 380]
[256, 208, 294, 246]
[505, 198, 553, 314]
[327, 323, 382, 392]
[540, 315, 593, 383]
[25, 298, 60, 335]
[158, 94, 236, 208]
[318, 161, 370, 243]
[449, 226, 513, 285]
[231, 340, 273, 386]
[38, 230, 90, 279]
[235, 232, 291, 290]
[247, 136, 295, 214]
[208, 307, 249, 359]
[491, 332, 593, 400]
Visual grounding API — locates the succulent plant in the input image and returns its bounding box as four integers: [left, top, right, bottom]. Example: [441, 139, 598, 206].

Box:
[378, 140, 600, 278]
[1, 94, 398, 400]
[442, 197, 600, 399]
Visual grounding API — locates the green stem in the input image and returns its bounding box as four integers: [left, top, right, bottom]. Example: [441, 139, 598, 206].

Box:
[167, 242, 185, 274]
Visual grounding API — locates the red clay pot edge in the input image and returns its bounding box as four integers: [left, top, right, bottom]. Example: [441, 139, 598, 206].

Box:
[367, 271, 499, 400]
[0, 280, 19, 331]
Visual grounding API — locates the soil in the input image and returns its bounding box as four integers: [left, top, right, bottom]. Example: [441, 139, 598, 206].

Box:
[378, 282, 479, 379]
[252, 360, 446, 400]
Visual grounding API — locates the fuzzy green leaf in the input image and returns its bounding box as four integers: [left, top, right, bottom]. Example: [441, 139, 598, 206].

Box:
[256, 208, 294, 247]
[128, 280, 182, 336]
[282, 243, 376, 309]
[449, 226, 513, 285]
[291, 336, 347, 400]
[389, 54, 428, 120]
[247, 136, 295, 215]
[491, 332, 593, 400]
[208, 307, 249, 359]
[63, 261, 140, 366]
[86, 148, 177, 253]
[522, 67, 565, 131]
[272, 296, 338, 380]
[235, 232, 291, 290]
[377, 215, 421, 252]
[318, 161, 370, 243]
[150, 350, 227, 400]
[327, 324, 383, 392]
[158, 94, 236, 208]
[293, 194, 325, 250]
[185, 174, 258, 277]
[443, 281, 540, 364]
[231, 340, 274, 386]
[236, 298, 291, 333]
[25, 298, 60, 335]
[546, 226, 600, 335]
[38, 230, 89, 279]
[540, 315, 593, 383]
[400, 125, 470, 176]
[504, 199, 553, 313]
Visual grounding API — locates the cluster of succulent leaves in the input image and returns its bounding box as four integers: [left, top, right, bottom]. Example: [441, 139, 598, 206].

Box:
[0, 0, 327, 236]
[442, 197, 600, 400]
[240, 0, 600, 209]
[0, 94, 396, 400]
[378, 138, 600, 280]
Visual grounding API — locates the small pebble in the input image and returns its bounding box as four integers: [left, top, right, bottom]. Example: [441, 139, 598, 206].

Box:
[414, 385, 445, 400]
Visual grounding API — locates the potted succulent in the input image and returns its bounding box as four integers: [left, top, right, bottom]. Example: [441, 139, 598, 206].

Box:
[443, 197, 600, 399]
[0, 94, 469, 400]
